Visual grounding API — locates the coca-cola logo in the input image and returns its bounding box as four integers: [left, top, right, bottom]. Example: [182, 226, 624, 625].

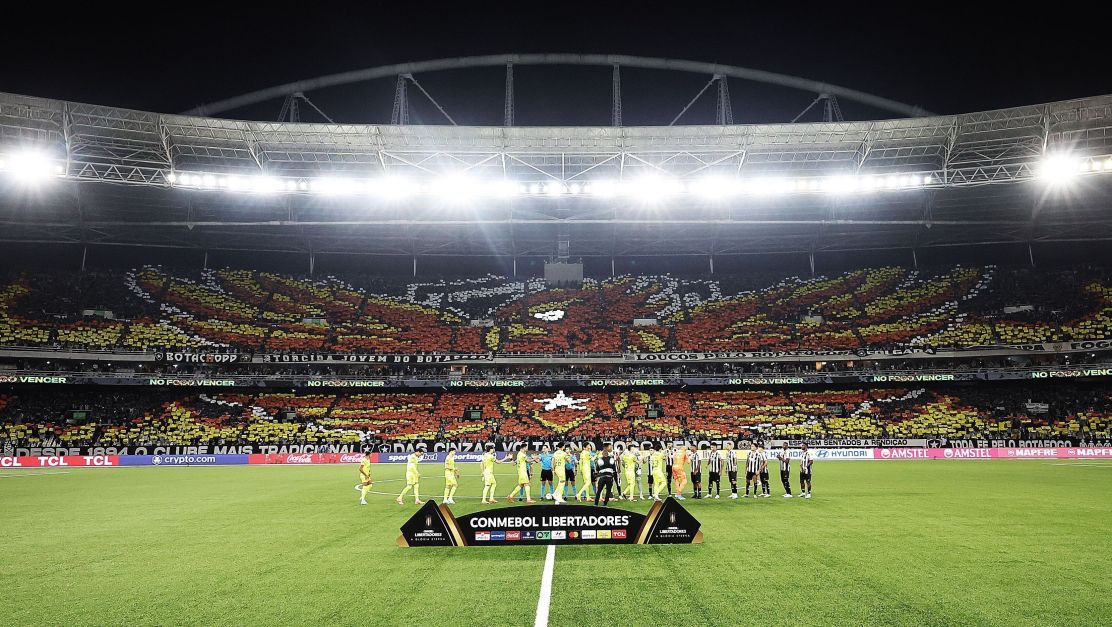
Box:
[286, 454, 314, 464]
[339, 454, 362, 463]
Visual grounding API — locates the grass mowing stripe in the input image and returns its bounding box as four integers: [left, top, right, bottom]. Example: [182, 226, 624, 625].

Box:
[1, 461, 1109, 626]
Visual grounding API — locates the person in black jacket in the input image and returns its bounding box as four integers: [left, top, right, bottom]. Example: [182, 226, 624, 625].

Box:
[594, 443, 617, 506]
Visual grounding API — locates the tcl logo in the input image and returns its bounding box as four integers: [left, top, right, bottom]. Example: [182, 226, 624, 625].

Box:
[0, 455, 118, 467]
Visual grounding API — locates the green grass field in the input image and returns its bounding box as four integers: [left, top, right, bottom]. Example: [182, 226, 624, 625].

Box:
[2, 460, 1111, 626]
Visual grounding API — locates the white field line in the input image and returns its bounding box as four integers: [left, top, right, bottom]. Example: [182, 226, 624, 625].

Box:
[535, 543, 556, 627]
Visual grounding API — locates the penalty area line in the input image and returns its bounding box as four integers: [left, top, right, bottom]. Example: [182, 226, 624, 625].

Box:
[535, 543, 555, 627]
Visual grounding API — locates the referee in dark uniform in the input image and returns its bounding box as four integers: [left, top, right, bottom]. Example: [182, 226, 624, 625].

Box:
[594, 443, 617, 506]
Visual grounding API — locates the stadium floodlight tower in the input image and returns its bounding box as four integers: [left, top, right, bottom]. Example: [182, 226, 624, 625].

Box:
[2, 54, 1112, 268]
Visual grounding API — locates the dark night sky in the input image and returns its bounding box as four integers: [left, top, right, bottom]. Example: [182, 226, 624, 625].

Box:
[0, 4, 1102, 125]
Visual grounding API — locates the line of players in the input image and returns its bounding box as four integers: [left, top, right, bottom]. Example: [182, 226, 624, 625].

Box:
[356, 440, 815, 506]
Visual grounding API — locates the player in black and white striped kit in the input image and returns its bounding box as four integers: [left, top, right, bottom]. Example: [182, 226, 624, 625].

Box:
[799, 442, 814, 499]
[776, 442, 793, 498]
[758, 442, 771, 497]
[744, 441, 763, 498]
[705, 443, 722, 499]
[724, 442, 740, 499]
[690, 446, 703, 499]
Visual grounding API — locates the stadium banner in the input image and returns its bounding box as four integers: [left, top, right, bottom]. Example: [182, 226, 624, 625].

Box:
[154, 351, 248, 364]
[260, 353, 494, 364]
[871, 447, 1112, 460]
[376, 451, 484, 464]
[621, 340, 1112, 363]
[398, 497, 702, 547]
[118, 454, 250, 466]
[247, 452, 370, 464]
[4, 366, 1112, 390]
[769, 438, 928, 448]
[0, 455, 118, 468]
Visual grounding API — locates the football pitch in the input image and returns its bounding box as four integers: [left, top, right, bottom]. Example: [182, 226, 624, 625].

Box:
[2, 461, 1111, 626]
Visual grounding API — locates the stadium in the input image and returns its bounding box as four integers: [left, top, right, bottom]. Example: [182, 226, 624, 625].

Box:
[3, 22, 1112, 626]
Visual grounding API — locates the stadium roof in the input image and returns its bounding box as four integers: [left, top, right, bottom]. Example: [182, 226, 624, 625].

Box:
[1, 90, 1111, 259]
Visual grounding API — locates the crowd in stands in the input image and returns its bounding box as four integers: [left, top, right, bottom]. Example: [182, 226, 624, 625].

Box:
[2, 265, 1112, 356]
[2, 384, 1109, 449]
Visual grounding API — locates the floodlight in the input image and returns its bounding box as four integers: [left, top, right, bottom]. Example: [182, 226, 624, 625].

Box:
[430, 174, 481, 200]
[585, 180, 618, 198]
[749, 177, 788, 196]
[6, 151, 57, 183]
[488, 180, 520, 198]
[544, 182, 566, 196]
[823, 175, 859, 194]
[1040, 154, 1079, 184]
[692, 176, 741, 199]
[251, 176, 283, 194]
[629, 174, 682, 200]
[369, 177, 418, 199]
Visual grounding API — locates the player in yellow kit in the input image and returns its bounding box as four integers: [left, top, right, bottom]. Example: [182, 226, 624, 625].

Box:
[354, 450, 373, 505]
[552, 443, 569, 505]
[480, 444, 499, 504]
[651, 443, 668, 501]
[621, 444, 640, 501]
[506, 445, 536, 503]
[575, 442, 595, 501]
[443, 449, 460, 504]
[395, 449, 425, 505]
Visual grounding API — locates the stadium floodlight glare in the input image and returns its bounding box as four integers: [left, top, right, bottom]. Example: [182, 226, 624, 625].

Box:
[5, 151, 60, 183]
[628, 174, 682, 201]
[544, 182, 567, 196]
[311, 177, 360, 195]
[584, 180, 619, 198]
[748, 177, 790, 196]
[487, 180, 520, 198]
[693, 176, 742, 199]
[250, 176, 283, 194]
[822, 175, 860, 194]
[430, 174, 483, 200]
[1040, 154, 1080, 184]
[368, 176, 418, 199]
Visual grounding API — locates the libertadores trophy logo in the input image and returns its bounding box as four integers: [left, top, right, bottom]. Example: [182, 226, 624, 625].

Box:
[398, 497, 702, 547]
